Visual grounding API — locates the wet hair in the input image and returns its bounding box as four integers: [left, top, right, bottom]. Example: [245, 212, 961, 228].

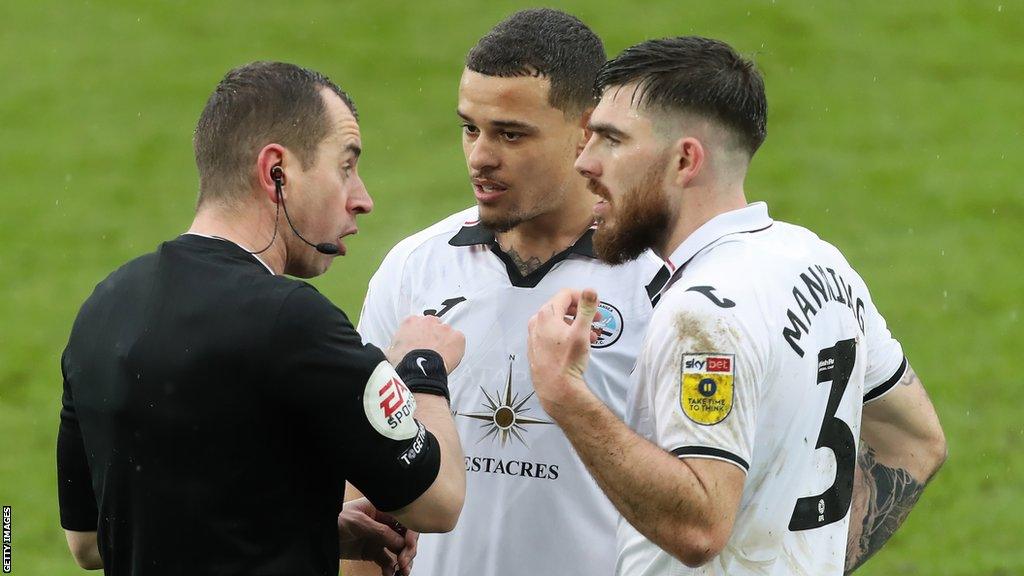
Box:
[597, 36, 767, 155]
[466, 8, 605, 116]
[193, 61, 356, 203]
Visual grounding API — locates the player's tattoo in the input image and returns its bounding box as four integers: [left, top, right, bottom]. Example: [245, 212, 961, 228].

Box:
[899, 364, 919, 386]
[844, 445, 927, 574]
[846, 366, 933, 574]
[506, 248, 546, 276]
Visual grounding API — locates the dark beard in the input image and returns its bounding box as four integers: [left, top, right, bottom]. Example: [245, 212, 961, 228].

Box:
[592, 164, 670, 265]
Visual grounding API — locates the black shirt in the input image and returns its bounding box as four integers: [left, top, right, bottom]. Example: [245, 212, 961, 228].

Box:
[57, 234, 440, 575]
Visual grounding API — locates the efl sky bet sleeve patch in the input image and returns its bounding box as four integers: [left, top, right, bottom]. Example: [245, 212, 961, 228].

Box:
[680, 354, 735, 425]
[364, 361, 420, 440]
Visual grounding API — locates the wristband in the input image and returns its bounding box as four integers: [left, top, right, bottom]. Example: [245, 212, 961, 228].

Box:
[395, 349, 450, 403]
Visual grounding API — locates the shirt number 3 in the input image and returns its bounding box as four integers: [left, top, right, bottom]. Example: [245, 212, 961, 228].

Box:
[789, 338, 858, 531]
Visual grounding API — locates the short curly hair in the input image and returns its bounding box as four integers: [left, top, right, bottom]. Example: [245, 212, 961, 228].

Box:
[466, 8, 605, 116]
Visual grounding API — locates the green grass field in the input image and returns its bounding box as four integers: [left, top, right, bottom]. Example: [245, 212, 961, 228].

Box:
[1, 1, 1021, 574]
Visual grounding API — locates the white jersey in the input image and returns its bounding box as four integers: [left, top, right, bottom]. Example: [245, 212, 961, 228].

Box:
[359, 206, 665, 576]
[617, 203, 907, 576]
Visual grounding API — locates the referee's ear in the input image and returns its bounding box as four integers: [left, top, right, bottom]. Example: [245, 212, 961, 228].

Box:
[673, 136, 706, 189]
[256, 143, 287, 203]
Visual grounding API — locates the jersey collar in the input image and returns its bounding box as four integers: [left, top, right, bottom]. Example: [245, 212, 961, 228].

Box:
[180, 232, 276, 275]
[448, 220, 597, 258]
[663, 202, 773, 273]
[449, 220, 597, 288]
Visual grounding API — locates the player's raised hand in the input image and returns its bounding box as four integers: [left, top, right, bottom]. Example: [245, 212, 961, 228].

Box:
[527, 288, 600, 415]
[387, 315, 465, 374]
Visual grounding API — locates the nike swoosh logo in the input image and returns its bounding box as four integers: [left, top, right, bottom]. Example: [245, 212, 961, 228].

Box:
[416, 357, 428, 376]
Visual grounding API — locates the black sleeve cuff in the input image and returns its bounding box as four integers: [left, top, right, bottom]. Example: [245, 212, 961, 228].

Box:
[364, 425, 442, 512]
[671, 446, 750, 472]
[395, 349, 449, 403]
[57, 419, 99, 531]
[863, 356, 908, 404]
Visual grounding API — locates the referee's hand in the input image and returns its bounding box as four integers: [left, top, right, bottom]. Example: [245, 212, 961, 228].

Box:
[386, 315, 465, 374]
[527, 288, 600, 417]
[339, 498, 418, 575]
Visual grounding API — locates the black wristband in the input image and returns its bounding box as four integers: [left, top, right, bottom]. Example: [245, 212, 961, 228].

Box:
[395, 349, 450, 403]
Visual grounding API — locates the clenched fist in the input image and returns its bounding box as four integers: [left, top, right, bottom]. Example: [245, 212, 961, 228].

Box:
[387, 315, 465, 374]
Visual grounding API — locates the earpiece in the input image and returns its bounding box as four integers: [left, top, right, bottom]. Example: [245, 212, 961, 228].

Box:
[270, 166, 285, 186]
[245, 164, 338, 257]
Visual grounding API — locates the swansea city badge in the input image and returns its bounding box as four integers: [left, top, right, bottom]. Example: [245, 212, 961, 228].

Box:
[591, 301, 624, 348]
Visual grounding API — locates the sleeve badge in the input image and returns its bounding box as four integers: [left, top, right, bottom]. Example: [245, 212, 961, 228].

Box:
[364, 361, 420, 441]
[680, 354, 735, 425]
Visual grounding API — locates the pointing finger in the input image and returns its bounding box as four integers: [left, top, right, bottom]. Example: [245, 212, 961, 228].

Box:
[573, 289, 599, 332]
[547, 288, 581, 316]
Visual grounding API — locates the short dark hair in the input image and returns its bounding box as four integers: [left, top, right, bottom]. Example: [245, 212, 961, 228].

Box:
[466, 8, 605, 116]
[193, 61, 356, 204]
[597, 37, 767, 155]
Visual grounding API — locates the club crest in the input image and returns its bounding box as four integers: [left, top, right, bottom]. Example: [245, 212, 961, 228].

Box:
[592, 301, 624, 349]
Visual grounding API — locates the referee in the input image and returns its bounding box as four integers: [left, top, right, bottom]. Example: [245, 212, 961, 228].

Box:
[56, 62, 466, 575]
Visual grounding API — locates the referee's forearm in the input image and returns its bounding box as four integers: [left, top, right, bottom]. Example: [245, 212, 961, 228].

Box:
[413, 394, 466, 528]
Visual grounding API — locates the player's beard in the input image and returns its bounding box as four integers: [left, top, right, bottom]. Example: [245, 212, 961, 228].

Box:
[478, 186, 560, 233]
[479, 204, 526, 233]
[592, 162, 671, 265]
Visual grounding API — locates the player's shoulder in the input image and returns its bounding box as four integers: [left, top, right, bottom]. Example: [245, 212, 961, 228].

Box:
[653, 226, 808, 338]
[651, 265, 779, 366]
[686, 220, 856, 285]
[646, 281, 754, 361]
[752, 220, 869, 291]
[377, 206, 479, 269]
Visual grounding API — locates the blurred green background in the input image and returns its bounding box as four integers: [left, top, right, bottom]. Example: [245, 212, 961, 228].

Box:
[1, 1, 1021, 574]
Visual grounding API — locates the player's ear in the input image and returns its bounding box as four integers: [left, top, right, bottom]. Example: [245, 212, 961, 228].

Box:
[673, 136, 705, 188]
[576, 108, 594, 157]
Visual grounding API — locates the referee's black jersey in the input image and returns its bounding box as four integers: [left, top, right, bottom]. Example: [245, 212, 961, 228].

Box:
[57, 234, 441, 575]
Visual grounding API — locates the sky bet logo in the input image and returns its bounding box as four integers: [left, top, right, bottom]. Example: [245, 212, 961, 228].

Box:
[684, 356, 732, 373]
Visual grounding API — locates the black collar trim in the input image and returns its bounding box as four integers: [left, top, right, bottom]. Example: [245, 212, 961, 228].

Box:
[448, 221, 597, 288]
[448, 220, 495, 247]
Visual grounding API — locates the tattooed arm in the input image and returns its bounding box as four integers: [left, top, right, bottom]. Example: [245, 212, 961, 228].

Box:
[845, 364, 947, 574]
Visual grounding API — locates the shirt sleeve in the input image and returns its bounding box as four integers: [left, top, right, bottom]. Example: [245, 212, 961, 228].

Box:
[643, 288, 769, 474]
[275, 285, 440, 512]
[56, 350, 99, 531]
[860, 289, 907, 403]
[357, 244, 412, 349]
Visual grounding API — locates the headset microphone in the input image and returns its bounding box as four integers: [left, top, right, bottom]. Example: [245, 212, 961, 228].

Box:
[271, 167, 340, 255]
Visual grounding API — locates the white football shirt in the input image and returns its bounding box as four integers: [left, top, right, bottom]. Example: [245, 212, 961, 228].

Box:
[359, 206, 665, 576]
[617, 202, 907, 576]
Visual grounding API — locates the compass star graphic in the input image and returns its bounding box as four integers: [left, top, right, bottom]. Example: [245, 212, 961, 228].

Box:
[460, 361, 552, 447]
